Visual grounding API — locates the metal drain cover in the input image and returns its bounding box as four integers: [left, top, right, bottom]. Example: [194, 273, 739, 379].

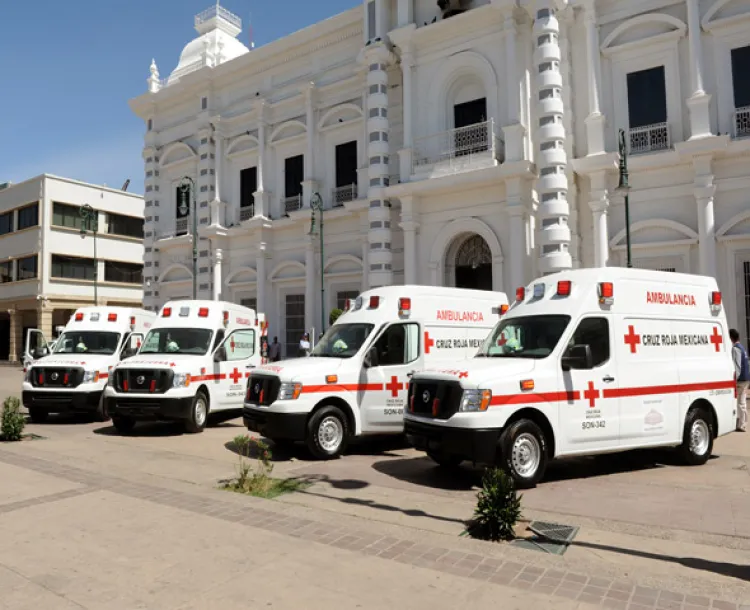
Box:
[528, 521, 579, 544]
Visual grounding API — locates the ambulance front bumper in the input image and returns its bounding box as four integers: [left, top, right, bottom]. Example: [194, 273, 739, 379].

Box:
[404, 418, 500, 465]
[22, 389, 103, 414]
[106, 394, 194, 421]
[243, 404, 308, 441]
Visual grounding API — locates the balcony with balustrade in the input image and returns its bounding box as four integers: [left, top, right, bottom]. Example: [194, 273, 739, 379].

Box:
[733, 106, 750, 139]
[239, 205, 255, 222]
[628, 122, 671, 154]
[283, 194, 302, 214]
[331, 184, 358, 207]
[411, 119, 505, 179]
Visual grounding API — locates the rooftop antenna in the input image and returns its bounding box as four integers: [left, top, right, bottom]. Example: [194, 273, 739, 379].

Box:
[121, 179, 130, 192]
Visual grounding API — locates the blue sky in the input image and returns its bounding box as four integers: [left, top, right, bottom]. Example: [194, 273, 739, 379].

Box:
[0, 0, 358, 194]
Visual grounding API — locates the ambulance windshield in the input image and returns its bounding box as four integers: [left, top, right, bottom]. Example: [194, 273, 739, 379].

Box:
[53, 332, 121, 355]
[478, 315, 570, 359]
[311, 323, 375, 358]
[140, 328, 213, 355]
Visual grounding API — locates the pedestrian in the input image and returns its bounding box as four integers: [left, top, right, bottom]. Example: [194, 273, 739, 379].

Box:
[730, 328, 749, 432]
[299, 332, 311, 357]
[269, 336, 281, 362]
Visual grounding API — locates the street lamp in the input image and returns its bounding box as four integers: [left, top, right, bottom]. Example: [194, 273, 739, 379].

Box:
[79, 204, 99, 305]
[308, 192, 325, 334]
[616, 128, 633, 268]
[178, 176, 198, 299]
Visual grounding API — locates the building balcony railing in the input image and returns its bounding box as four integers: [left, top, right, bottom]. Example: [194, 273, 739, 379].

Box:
[175, 217, 189, 236]
[283, 194, 302, 214]
[239, 205, 255, 222]
[628, 122, 670, 154]
[412, 119, 504, 175]
[733, 106, 750, 139]
[195, 4, 242, 29]
[331, 184, 358, 207]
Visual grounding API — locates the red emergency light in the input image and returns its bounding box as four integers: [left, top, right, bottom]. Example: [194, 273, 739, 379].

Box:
[162, 307, 172, 317]
[556, 281, 572, 296]
[515, 287, 525, 302]
[398, 297, 411, 316]
[711, 291, 722, 306]
[75, 313, 84, 321]
[129, 316, 136, 328]
[598, 282, 614, 299]
[223, 310, 229, 326]
[108, 313, 118, 322]
[499, 304, 509, 315]
[369, 296, 380, 309]
[344, 299, 352, 311]
[198, 307, 209, 317]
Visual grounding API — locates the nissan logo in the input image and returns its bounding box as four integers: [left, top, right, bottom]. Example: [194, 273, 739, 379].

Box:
[136, 376, 145, 385]
[422, 390, 430, 403]
[50, 372, 59, 381]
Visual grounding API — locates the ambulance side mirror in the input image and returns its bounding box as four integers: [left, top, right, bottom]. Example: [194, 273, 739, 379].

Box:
[562, 344, 593, 371]
[214, 347, 227, 362]
[363, 346, 378, 368]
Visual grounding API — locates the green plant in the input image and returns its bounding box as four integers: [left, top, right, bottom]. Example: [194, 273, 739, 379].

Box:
[329, 308, 343, 326]
[1, 397, 26, 442]
[470, 467, 523, 541]
[230, 434, 275, 495]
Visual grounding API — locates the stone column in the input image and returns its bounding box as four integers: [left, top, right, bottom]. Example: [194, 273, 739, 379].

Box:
[37, 304, 53, 342]
[582, 0, 606, 155]
[213, 248, 223, 301]
[588, 171, 610, 268]
[302, 83, 318, 207]
[8, 308, 19, 363]
[506, 179, 527, 290]
[694, 156, 717, 276]
[211, 129, 224, 226]
[399, 196, 419, 285]
[398, 48, 414, 179]
[502, 12, 525, 162]
[686, 0, 712, 139]
[253, 101, 271, 218]
[256, 242, 267, 313]
[305, 240, 315, 334]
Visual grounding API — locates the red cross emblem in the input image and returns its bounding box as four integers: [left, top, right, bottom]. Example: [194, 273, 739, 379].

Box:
[424, 331, 434, 354]
[624, 325, 641, 354]
[230, 339, 236, 352]
[458, 371, 469, 379]
[385, 376, 404, 397]
[710, 327, 723, 352]
[497, 334, 507, 346]
[229, 367, 242, 384]
[583, 381, 600, 408]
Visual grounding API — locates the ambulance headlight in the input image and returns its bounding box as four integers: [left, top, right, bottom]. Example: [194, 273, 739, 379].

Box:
[82, 371, 100, 383]
[278, 382, 302, 400]
[172, 373, 191, 388]
[459, 389, 492, 412]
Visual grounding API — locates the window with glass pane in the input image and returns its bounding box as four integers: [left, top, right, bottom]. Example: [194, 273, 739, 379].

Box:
[731, 45, 750, 108]
[17, 204, 39, 229]
[52, 202, 84, 229]
[51, 255, 95, 280]
[0, 211, 13, 235]
[107, 213, 143, 238]
[17, 255, 37, 280]
[285, 294, 305, 358]
[564, 317, 610, 368]
[336, 291, 358, 311]
[223, 329, 256, 361]
[0, 261, 13, 283]
[104, 261, 143, 284]
[240, 298, 257, 311]
[240, 167, 257, 209]
[371, 323, 419, 366]
[626, 66, 667, 128]
[284, 155, 304, 198]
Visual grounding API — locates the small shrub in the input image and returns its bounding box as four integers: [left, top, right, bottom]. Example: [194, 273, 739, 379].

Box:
[470, 467, 523, 541]
[329, 308, 343, 326]
[229, 434, 275, 495]
[1, 397, 26, 442]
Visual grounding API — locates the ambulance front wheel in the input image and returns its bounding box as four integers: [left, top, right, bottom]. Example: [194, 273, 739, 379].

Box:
[498, 419, 548, 489]
[184, 391, 209, 434]
[93, 394, 109, 422]
[306, 405, 349, 459]
[679, 406, 714, 466]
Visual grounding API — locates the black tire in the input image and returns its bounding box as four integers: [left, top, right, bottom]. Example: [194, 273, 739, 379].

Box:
[28, 407, 48, 424]
[498, 419, 548, 489]
[679, 406, 714, 466]
[93, 395, 110, 423]
[184, 391, 209, 434]
[306, 405, 349, 459]
[112, 415, 136, 435]
[427, 449, 463, 469]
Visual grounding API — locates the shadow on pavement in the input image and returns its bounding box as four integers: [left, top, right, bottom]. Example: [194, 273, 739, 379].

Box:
[93, 412, 244, 437]
[571, 540, 750, 582]
[26, 413, 97, 426]
[371, 457, 481, 492]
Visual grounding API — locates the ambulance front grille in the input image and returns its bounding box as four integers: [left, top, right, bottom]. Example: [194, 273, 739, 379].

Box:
[246, 375, 280, 406]
[408, 380, 463, 419]
[30, 368, 83, 388]
[115, 369, 173, 394]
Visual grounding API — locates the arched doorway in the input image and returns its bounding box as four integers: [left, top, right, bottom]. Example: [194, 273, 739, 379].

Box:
[453, 234, 493, 291]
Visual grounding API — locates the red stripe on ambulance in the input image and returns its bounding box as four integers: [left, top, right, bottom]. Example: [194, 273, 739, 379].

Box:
[302, 383, 384, 394]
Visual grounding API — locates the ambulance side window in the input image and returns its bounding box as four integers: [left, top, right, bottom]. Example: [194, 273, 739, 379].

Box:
[222, 329, 256, 361]
[212, 330, 225, 353]
[566, 317, 610, 368]
[372, 323, 419, 366]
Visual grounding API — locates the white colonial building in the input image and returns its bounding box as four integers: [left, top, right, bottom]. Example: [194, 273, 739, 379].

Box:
[0, 175, 145, 362]
[130, 0, 750, 358]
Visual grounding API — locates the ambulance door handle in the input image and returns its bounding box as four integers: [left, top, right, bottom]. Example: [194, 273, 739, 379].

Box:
[602, 375, 615, 383]
[246, 364, 256, 369]
[407, 370, 415, 378]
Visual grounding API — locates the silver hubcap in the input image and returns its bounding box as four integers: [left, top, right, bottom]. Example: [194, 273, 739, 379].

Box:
[690, 419, 710, 456]
[194, 397, 207, 427]
[511, 433, 541, 479]
[318, 416, 343, 453]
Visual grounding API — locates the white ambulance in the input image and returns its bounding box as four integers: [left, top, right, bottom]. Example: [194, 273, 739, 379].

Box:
[22, 308, 156, 423]
[404, 269, 736, 488]
[243, 285, 508, 458]
[104, 300, 266, 435]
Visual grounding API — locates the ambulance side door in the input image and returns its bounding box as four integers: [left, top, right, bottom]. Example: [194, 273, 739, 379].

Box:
[360, 322, 422, 432]
[214, 328, 256, 410]
[559, 316, 621, 453]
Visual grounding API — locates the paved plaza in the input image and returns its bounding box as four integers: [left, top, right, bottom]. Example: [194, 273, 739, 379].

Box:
[1, 367, 749, 609]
